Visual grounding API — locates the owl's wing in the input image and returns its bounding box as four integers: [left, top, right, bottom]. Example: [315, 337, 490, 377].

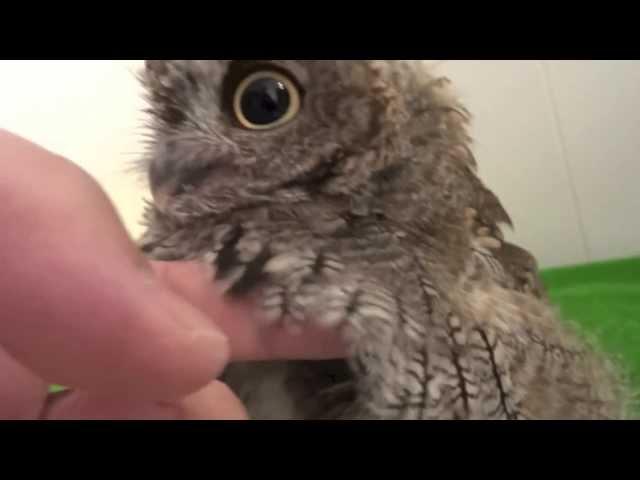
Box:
[492, 241, 547, 298]
[465, 171, 547, 300]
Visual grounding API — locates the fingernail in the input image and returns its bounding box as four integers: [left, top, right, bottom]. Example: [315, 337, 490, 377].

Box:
[158, 286, 229, 343]
[143, 290, 231, 396]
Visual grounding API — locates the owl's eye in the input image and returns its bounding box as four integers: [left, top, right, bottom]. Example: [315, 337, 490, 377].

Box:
[233, 70, 301, 130]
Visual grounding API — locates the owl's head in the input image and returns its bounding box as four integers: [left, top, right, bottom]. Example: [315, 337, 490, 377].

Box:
[139, 60, 473, 223]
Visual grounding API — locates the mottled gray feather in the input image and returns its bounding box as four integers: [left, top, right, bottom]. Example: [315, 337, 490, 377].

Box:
[135, 60, 629, 419]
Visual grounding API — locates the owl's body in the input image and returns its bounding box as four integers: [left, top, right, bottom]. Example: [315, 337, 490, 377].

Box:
[137, 60, 628, 419]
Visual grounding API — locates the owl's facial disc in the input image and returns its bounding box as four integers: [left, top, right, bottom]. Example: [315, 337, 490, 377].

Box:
[146, 62, 310, 213]
[143, 60, 405, 218]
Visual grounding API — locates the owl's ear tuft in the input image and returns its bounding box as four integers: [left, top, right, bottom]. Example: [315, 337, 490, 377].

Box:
[142, 60, 181, 91]
[144, 60, 167, 72]
[140, 60, 189, 127]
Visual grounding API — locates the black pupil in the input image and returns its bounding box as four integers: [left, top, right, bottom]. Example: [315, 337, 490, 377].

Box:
[240, 77, 291, 125]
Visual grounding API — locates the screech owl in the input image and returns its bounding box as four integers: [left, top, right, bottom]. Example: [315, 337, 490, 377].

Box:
[135, 60, 629, 419]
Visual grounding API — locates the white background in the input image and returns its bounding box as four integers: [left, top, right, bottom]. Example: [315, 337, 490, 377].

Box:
[1, 60, 638, 268]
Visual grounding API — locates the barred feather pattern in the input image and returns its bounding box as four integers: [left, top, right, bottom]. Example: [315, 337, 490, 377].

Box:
[137, 60, 629, 419]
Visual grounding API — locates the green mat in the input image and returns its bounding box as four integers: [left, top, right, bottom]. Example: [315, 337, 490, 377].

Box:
[541, 256, 640, 393]
[49, 256, 640, 402]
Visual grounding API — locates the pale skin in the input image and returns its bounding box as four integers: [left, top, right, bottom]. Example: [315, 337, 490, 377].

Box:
[0, 130, 344, 419]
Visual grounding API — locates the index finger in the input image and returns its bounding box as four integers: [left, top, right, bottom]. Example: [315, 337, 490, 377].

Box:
[152, 261, 346, 362]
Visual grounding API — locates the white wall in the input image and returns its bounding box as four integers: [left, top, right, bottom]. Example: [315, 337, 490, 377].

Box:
[1, 60, 638, 268]
[437, 60, 640, 267]
[0, 60, 148, 237]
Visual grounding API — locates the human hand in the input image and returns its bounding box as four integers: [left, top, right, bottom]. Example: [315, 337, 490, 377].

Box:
[0, 129, 344, 419]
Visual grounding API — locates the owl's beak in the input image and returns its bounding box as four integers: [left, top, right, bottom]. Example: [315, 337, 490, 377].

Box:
[150, 182, 173, 214]
[148, 158, 178, 213]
